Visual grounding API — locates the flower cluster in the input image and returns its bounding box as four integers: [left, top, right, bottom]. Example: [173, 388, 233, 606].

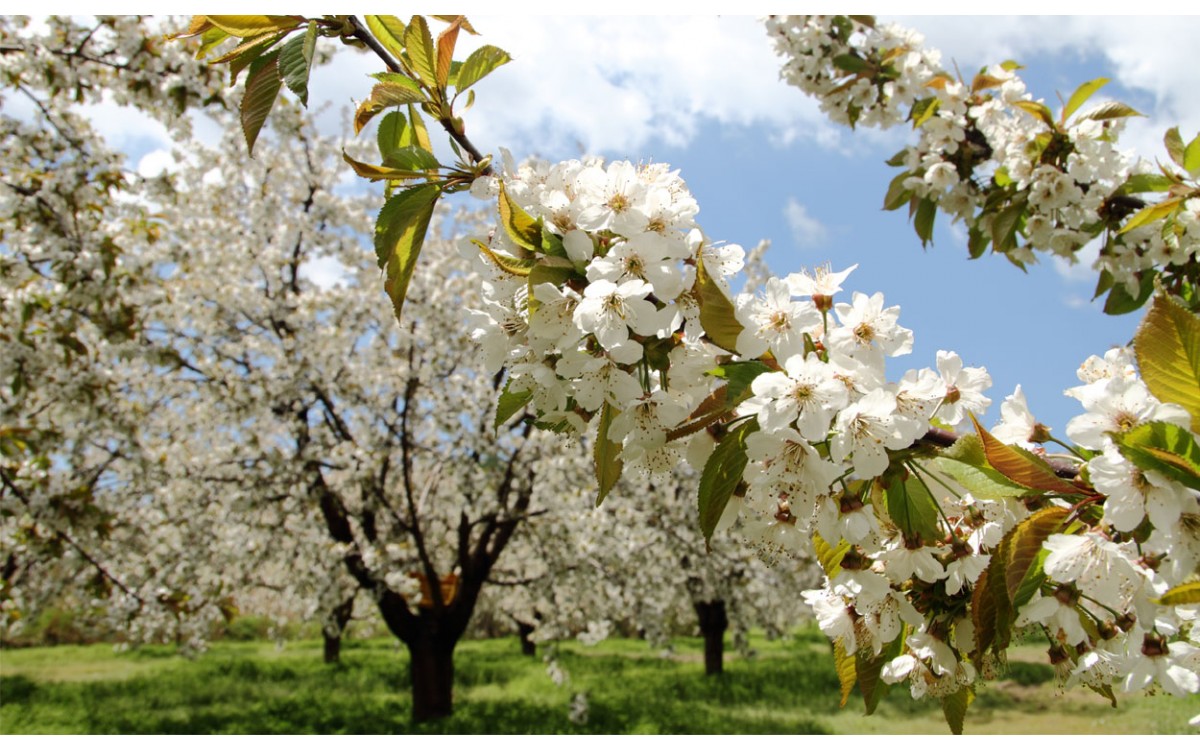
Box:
[764, 15, 1200, 304]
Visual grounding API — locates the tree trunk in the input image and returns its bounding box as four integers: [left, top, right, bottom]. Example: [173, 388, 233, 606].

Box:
[323, 631, 342, 664]
[516, 620, 536, 657]
[322, 594, 356, 665]
[409, 634, 455, 723]
[694, 599, 728, 676]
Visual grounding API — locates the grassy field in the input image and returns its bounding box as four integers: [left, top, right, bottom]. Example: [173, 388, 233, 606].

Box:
[2, 629, 1197, 734]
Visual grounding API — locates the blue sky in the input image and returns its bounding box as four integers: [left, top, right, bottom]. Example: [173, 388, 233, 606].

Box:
[70, 14, 1200, 434]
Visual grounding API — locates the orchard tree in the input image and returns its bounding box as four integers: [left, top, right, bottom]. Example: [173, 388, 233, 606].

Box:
[0, 15, 236, 645]
[175, 13, 1200, 733]
[132, 97, 610, 720]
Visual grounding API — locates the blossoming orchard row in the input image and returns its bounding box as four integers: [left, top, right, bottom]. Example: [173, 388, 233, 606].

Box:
[174, 13, 1199, 732]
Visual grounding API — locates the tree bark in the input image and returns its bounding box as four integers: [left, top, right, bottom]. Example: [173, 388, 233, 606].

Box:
[516, 620, 536, 657]
[408, 631, 456, 723]
[694, 599, 728, 676]
[322, 593, 355, 664]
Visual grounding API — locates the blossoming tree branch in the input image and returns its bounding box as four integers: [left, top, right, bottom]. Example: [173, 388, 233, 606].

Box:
[173, 14, 1200, 733]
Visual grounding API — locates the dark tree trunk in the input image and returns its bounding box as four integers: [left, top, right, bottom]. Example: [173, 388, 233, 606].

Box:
[322, 594, 356, 664]
[323, 632, 342, 664]
[409, 632, 456, 723]
[694, 599, 728, 676]
[516, 621, 536, 657]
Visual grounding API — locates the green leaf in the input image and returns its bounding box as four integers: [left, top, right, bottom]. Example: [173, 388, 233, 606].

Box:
[910, 97, 940, 129]
[967, 224, 988, 259]
[1165, 127, 1187, 169]
[206, 15, 301, 37]
[882, 171, 912, 211]
[970, 414, 1082, 495]
[1118, 172, 1175, 195]
[1184, 132, 1200, 177]
[377, 111, 406, 162]
[364, 15, 406, 62]
[698, 418, 758, 543]
[971, 566, 1000, 659]
[1012, 100, 1056, 128]
[885, 473, 942, 542]
[833, 640, 857, 709]
[1062, 77, 1108, 122]
[941, 686, 973, 736]
[1103, 271, 1156, 315]
[354, 79, 425, 135]
[1010, 547, 1048, 612]
[1002, 507, 1068, 606]
[277, 21, 316, 106]
[831, 53, 870, 75]
[1115, 421, 1200, 491]
[385, 145, 440, 172]
[374, 183, 441, 322]
[407, 104, 433, 152]
[341, 151, 428, 182]
[495, 383, 532, 430]
[498, 182, 542, 252]
[471, 239, 537, 277]
[456, 44, 512, 92]
[929, 457, 1029, 499]
[695, 256, 743, 354]
[527, 262, 577, 315]
[595, 402, 623, 506]
[913, 196, 936, 247]
[1155, 581, 1200, 606]
[404, 16, 437, 89]
[992, 200, 1026, 254]
[1134, 293, 1200, 432]
[1083, 102, 1143, 121]
[857, 631, 904, 715]
[1118, 197, 1181, 235]
[239, 51, 282, 157]
[707, 361, 773, 409]
[812, 532, 850, 578]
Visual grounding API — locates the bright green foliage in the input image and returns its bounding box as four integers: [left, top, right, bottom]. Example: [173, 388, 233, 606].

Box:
[1115, 421, 1200, 491]
[494, 384, 532, 430]
[594, 403, 623, 506]
[697, 418, 758, 543]
[1134, 293, 1200, 432]
[374, 184, 441, 321]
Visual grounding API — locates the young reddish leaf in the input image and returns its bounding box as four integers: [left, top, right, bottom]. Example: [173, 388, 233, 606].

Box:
[969, 414, 1081, 495]
[435, 17, 462, 89]
[1083, 102, 1143, 121]
[971, 567, 999, 659]
[1134, 293, 1200, 432]
[1002, 507, 1068, 604]
[354, 79, 425, 135]
[240, 52, 282, 157]
[595, 402, 623, 506]
[1012, 100, 1055, 128]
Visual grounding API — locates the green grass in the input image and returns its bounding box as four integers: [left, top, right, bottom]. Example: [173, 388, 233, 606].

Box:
[2, 633, 1197, 734]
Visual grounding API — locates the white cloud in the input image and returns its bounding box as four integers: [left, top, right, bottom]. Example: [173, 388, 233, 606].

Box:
[136, 148, 179, 178]
[1051, 239, 1101, 285]
[783, 198, 828, 249]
